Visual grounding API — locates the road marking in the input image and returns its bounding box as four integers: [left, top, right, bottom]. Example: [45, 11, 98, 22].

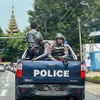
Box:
[7, 74, 9, 77]
[6, 80, 9, 82]
[2, 81, 5, 84]
[4, 83, 9, 87]
[0, 89, 7, 96]
[6, 77, 9, 80]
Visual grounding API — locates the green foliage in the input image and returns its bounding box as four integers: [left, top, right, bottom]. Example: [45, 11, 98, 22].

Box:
[86, 76, 100, 84]
[0, 26, 3, 34]
[23, 26, 31, 34]
[0, 33, 27, 61]
[93, 76, 100, 79]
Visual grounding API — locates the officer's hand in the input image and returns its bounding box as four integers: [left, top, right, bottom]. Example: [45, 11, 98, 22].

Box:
[50, 47, 52, 51]
[32, 58, 37, 61]
[54, 59, 58, 61]
[31, 47, 34, 50]
[57, 56, 62, 58]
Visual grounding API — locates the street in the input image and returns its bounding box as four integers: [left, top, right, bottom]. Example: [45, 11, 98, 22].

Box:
[0, 71, 100, 100]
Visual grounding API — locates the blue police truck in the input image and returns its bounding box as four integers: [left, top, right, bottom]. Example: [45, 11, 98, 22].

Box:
[15, 44, 86, 100]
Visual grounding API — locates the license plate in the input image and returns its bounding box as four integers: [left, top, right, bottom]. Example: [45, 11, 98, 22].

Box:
[43, 84, 59, 91]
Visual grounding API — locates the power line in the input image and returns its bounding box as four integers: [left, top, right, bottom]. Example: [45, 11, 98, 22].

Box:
[65, 5, 99, 38]
[64, 3, 80, 22]
[58, 8, 71, 23]
[66, 26, 77, 34]
[46, 0, 74, 19]
[81, 10, 97, 27]
[66, 27, 78, 38]
[48, 2, 80, 30]
[48, 7, 71, 29]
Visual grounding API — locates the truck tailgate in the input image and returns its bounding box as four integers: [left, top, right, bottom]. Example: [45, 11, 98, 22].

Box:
[21, 61, 82, 84]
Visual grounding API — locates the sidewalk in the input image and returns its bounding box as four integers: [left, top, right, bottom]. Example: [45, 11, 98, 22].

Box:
[85, 72, 100, 98]
[85, 82, 100, 98]
[86, 71, 100, 77]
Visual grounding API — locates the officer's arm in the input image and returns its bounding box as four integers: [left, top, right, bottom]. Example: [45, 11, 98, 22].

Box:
[26, 32, 32, 47]
[35, 43, 50, 60]
[48, 43, 58, 61]
[61, 45, 68, 58]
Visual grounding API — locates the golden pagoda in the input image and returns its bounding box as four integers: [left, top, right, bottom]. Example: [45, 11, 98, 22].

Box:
[6, 5, 20, 34]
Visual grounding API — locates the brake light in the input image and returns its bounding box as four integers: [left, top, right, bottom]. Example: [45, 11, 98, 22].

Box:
[16, 62, 23, 78]
[80, 64, 86, 78]
[17, 70, 23, 78]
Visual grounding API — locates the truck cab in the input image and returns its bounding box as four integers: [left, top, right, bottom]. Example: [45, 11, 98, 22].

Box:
[15, 41, 86, 100]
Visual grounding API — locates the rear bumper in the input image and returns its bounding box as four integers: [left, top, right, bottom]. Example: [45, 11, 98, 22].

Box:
[16, 84, 85, 98]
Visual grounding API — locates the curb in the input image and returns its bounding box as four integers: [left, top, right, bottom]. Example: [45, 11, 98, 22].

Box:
[86, 77, 100, 84]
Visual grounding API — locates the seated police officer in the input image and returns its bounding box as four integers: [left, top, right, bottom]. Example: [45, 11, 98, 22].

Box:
[32, 33, 51, 61]
[52, 33, 68, 60]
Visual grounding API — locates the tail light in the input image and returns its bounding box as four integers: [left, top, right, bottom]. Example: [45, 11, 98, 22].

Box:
[80, 64, 86, 78]
[16, 62, 23, 78]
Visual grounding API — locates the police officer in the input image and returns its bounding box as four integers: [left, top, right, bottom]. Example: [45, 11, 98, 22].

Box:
[26, 22, 42, 59]
[52, 33, 68, 59]
[32, 33, 52, 61]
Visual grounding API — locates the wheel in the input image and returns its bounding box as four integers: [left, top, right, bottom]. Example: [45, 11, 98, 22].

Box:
[15, 92, 25, 100]
[65, 96, 72, 100]
[73, 99, 84, 100]
[27, 97, 35, 100]
[73, 98, 84, 100]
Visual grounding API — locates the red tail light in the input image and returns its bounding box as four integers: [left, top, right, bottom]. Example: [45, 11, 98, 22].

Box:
[81, 71, 86, 78]
[17, 70, 23, 78]
[16, 62, 23, 78]
[80, 64, 86, 78]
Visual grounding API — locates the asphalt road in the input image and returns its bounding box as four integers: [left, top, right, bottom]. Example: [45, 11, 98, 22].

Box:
[0, 71, 100, 100]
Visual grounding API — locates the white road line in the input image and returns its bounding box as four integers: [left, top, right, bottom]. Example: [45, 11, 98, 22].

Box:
[4, 83, 9, 87]
[0, 89, 7, 96]
[6, 80, 9, 82]
[6, 77, 9, 80]
[7, 74, 9, 77]
[1, 80, 5, 84]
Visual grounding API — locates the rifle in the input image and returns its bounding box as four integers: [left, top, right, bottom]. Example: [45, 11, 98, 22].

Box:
[54, 56, 68, 66]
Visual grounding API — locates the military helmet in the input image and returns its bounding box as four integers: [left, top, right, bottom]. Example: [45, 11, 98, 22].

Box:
[55, 33, 64, 40]
[35, 32, 44, 42]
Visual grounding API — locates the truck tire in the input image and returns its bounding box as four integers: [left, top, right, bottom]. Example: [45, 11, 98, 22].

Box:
[73, 98, 84, 100]
[65, 97, 71, 100]
[15, 92, 25, 100]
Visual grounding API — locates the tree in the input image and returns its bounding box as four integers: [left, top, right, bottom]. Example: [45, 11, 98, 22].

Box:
[23, 26, 31, 34]
[0, 33, 27, 61]
[0, 26, 3, 34]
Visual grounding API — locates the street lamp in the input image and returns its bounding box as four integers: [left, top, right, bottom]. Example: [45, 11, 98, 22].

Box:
[78, 1, 90, 61]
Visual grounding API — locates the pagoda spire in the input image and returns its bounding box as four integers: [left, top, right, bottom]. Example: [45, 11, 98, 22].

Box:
[6, 5, 20, 34]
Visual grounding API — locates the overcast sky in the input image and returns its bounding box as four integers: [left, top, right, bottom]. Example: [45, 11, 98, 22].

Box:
[0, 0, 34, 33]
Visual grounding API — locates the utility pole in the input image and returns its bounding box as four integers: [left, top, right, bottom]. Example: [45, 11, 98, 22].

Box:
[78, 17, 82, 61]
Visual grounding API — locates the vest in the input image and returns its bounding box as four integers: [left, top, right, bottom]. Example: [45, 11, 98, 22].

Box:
[52, 43, 65, 56]
[26, 29, 38, 43]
